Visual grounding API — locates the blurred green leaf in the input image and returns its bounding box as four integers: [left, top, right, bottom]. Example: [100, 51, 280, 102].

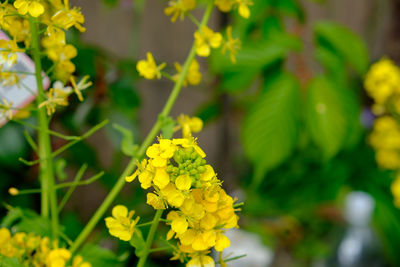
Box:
[0, 123, 28, 167]
[314, 21, 369, 75]
[103, 0, 119, 8]
[13, 209, 52, 237]
[55, 158, 67, 181]
[195, 101, 221, 124]
[79, 244, 121, 267]
[130, 228, 146, 257]
[314, 46, 346, 83]
[112, 123, 137, 156]
[305, 76, 359, 159]
[242, 73, 300, 186]
[0, 256, 24, 267]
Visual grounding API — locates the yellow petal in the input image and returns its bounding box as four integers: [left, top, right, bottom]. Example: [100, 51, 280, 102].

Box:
[112, 205, 128, 218]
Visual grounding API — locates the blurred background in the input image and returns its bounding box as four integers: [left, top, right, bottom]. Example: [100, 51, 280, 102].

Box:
[2, 0, 400, 266]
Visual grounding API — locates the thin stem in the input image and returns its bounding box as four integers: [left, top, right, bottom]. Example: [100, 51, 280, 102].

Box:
[29, 17, 59, 239]
[58, 164, 88, 212]
[136, 221, 155, 228]
[69, 0, 215, 254]
[1, 70, 35, 75]
[137, 209, 163, 267]
[23, 130, 38, 152]
[187, 13, 201, 28]
[13, 119, 79, 140]
[216, 254, 247, 264]
[148, 246, 171, 253]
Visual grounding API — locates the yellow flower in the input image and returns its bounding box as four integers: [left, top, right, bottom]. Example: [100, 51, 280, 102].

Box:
[173, 59, 202, 86]
[391, 175, 400, 208]
[51, 0, 86, 32]
[222, 26, 241, 63]
[146, 139, 176, 167]
[105, 205, 139, 241]
[173, 137, 206, 158]
[164, 0, 196, 22]
[0, 228, 11, 247]
[46, 248, 71, 267]
[215, 0, 235, 12]
[70, 75, 92, 101]
[237, 0, 252, 19]
[8, 187, 19, 195]
[137, 52, 166, 80]
[167, 211, 188, 234]
[187, 255, 215, 267]
[177, 114, 203, 138]
[72, 255, 92, 267]
[194, 26, 222, 57]
[0, 40, 24, 67]
[161, 183, 185, 207]
[47, 44, 77, 63]
[147, 192, 166, 209]
[0, 97, 13, 120]
[364, 58, 400, 105]
[214, 233, 230, 251]
[39, 88, 69, 115]
[14, 0, 44, 17]
[153, 167, 170, 189]
[175, 174, 192, 191]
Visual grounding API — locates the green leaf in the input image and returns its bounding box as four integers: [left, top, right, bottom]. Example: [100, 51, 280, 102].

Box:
[129, 228, 146, 257]
[314, 21, 369, 75]
[15, 210, 52, 237]
[112, 123, 138, 156]
[109, 78, 140, 110]
[79, 244, 121, 267]
[305, 76, 360, 159]
[0, 256, 24, 267]
[55, 158, 67, 181]
[242, 73, 300, 186]
[314, 46, 346, 83]
[195, 101, 221, 124]
[160, 116, 176, 139]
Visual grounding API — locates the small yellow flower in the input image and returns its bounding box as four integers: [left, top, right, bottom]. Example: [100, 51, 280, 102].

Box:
[175, 174, 192, 191]
[222, 26, 241, 63]
[52, 0, 86, 32]
[72, 255, 92, 267]
[146, 139, 176, 167]
[164, 0, 196, 22]
[105, 205, 139, 241]
[0, 228, 11, 247]
[70, 75, 92, 101]
[147, 192, 166, 209]
[237, 0, 252, 19]
[46, 248, 72, 267]
[215, 0, 235, 12]
[173, 59, 202, 86]
[8, 187, 19, 196]
[0, 40, 24, 67]
[391, 175, 400, 208]
[177, 114, 203, 138]
[137, 52, 166, 80]
[47, 44, 77, 63]
[14, 0, 44, 17]
[39, 88, 69, 115]
[214, 233, 230, 251]
[167, 211, 188, 234]
[194, 26, 222, 57]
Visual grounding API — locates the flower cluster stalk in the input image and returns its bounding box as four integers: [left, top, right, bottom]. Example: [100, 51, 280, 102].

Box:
[70, 0, 215, 256]
[29, 17, 59, 239]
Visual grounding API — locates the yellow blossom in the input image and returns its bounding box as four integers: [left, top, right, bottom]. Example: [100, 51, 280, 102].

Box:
[194, 26, 222, 57]
[51, 0, 86, 32]
[146, 139, 176, 167]
[215, 0, 235, 12]
[237, 0, 252, 19]
[177, 114, 203, 138]
[187, 255, 215, 267]
[14, 0, 44, 17]
[222, 26, 241, 63]
[215, 233, 230, 251]
[39, 88, 69, 115]
[164, 0, 196, 22]
[46, 248, 71, 267]
[173, 59, 202, 86]
[147, 192, 166, 209]
[70, 75, 92, 101]
[8, 187, 19, 195]
[137, 52, 166, 80]
[105, 205, 139, 241]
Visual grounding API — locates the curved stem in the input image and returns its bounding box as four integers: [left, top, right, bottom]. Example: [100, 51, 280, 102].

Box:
[70, 0, 215, 254]
[29, 17, 59, 239]
[137, 209, 163, 267]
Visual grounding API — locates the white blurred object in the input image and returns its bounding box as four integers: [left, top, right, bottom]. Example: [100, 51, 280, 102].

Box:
[344, 191, 374, 227]
[216, 228, 273, 267]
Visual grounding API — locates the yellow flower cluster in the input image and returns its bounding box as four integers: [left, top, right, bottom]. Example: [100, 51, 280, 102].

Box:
[0, 0, 91, 114]
[121, 116, 239, 266]
[215, 0, 253, 19]
[0, 228, 91, 267]
[364, 58, 400, 115]
[369, 116, 400, 170]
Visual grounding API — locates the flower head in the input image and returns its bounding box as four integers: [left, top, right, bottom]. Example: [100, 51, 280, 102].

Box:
[137, 52, 166, 80]
[164, 0, 196, 22]
[38, 87, 70, 115]
[0, 98, 13, 120]
[222, 26, 241, 63]
[173, 59, 202, 86]
[177, 114, 203, 138]
[14, 0, 44, 17]
[105, 205, 140, 241]
[194, 26, 222, 57]
[70, 75, 92, 101]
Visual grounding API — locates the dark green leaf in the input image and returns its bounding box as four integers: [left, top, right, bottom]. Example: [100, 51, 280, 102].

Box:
[242, 73, 300, 186]
[109, 78, 140, 110]
[0, 256, 24, 267]
[55, 158, 67, 181]
[160, 116, 176, 139]
[314, 21, 369, 75]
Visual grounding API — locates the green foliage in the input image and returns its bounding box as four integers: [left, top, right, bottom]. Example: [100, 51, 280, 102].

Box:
[314, 21, 369, 75]
[160, 116, 176, 139]
[130, 228, 146, 258]
[0, 256, 24, 267]
[79, 244, 122, 267]
[112, 123, 138, 157]
[305, 76, 360, 159]
[242, 73, 300, 185]
[55, 158, 68, 181]
[0, 123, 28, 167]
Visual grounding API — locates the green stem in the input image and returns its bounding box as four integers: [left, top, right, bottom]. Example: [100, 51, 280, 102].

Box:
[58, 164, 88, 212]
[137, 209, 163, 267]
[29, 17, 59, 239]
[69, 0, 215, 254]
